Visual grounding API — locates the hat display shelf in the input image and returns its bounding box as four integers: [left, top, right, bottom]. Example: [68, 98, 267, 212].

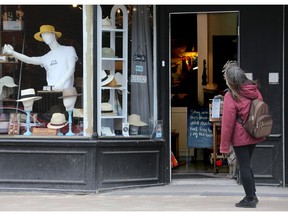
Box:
[97, 5, 128, 137]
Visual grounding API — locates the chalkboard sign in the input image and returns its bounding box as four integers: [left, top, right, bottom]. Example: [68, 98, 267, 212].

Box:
[187, 107, 213, 148]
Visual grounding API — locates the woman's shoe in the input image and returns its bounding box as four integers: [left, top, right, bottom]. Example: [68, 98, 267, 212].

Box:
[235, 197, 257, 208]
[254, 196, 259, 204]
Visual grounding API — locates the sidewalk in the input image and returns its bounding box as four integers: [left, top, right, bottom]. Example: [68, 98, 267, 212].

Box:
[0, 177, 288, 212]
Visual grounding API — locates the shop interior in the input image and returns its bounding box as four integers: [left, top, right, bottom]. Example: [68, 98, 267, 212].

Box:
[170, 12, 238, 178]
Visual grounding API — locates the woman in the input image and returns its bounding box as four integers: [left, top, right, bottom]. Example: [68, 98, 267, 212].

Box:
[220, 61, 265, 208]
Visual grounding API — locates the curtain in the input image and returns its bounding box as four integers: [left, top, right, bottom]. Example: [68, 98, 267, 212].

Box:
[130, 5, 153, 128]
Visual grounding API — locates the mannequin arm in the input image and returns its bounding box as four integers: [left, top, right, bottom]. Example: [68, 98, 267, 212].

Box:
[53, 55, 76, 91]
[3, 44, 42, 65]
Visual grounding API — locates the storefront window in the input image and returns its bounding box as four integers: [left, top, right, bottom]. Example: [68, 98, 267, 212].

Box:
[98, 5, 158, 138]
[0, 5, 83, 137]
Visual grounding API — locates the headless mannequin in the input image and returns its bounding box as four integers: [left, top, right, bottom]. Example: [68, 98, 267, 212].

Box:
[3, 32, 77, 91]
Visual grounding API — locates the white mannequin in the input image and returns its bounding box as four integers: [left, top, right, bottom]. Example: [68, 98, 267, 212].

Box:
[3, 29, 77, 91]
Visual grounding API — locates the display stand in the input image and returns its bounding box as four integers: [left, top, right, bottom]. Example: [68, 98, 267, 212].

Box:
[23, 110, 32, 136]
[209, 100, 223, 174]
[65, 110, 75, 136]
[97, 5, 128, 137]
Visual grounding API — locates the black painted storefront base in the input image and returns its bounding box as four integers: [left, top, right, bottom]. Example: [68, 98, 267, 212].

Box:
[0, 138, 166, 193]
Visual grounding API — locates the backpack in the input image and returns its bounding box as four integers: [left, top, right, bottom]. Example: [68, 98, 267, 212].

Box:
[237, 99, 273, 138]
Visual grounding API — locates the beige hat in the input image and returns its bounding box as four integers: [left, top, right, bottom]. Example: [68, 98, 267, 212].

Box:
[34, 25, 62, 42]
[102, 47, 115, 58]
[47, 113, 68, 129]
[128, 114, 147, 126]
[58, 87, 81, 99]
[16, 88, 42, 102]
[101, 70, 114, 86]
[101, 102, 113, 112]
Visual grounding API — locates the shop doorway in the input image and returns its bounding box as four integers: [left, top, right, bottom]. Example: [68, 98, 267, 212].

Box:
[170, 11, 239, 178]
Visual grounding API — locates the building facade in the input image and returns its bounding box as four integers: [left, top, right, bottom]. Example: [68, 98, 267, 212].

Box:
[0, 5, 286, 193]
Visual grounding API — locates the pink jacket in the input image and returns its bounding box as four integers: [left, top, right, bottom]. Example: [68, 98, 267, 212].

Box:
[220, 84, 265, 154]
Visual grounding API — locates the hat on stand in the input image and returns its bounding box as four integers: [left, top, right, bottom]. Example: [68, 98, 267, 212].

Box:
[128, 114, 147, 126]
[47, 113, 68, 129]
[16, 88, 42, 102]
[58, 87, 81, 111]
[58, 87, 81, 99]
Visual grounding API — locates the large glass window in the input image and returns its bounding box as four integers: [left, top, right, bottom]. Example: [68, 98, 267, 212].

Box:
[0, 5, 83, 137]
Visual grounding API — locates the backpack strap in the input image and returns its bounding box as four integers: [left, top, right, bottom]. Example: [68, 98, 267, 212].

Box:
[237, 115, 243, 124]
[236, 95, 252, 125]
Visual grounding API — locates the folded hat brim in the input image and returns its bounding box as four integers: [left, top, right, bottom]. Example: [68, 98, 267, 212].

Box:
[58, 93, 82, 99]
[0, 83, 17, 87]
[16, 96, 42, 102]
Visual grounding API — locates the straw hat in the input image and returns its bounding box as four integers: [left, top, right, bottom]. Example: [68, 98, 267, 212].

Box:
[101, 102, 113, 112]
[58, 87, 81, 99]
[101, 70, 114, 86]
[128, 114, 147, 126]
[47, 113, 68, 129]
[106, 77, 118, 87]
[16, 88, 42, 102]
[34, 25, 62, 42]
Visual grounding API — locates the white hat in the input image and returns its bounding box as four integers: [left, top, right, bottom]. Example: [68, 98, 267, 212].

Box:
[47, 113, 68, 129]
[102, 16, 115, 29]
[128, 114, 147, 126]
[16, 88, 42, 102]
[115, 72, 123, 86]
[101, 70, 114, 86]
[0, 76, 17, 88]
[0, 76, 18, 100]
[0, 76, 17, 96]
[101, 102, 113, 112]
